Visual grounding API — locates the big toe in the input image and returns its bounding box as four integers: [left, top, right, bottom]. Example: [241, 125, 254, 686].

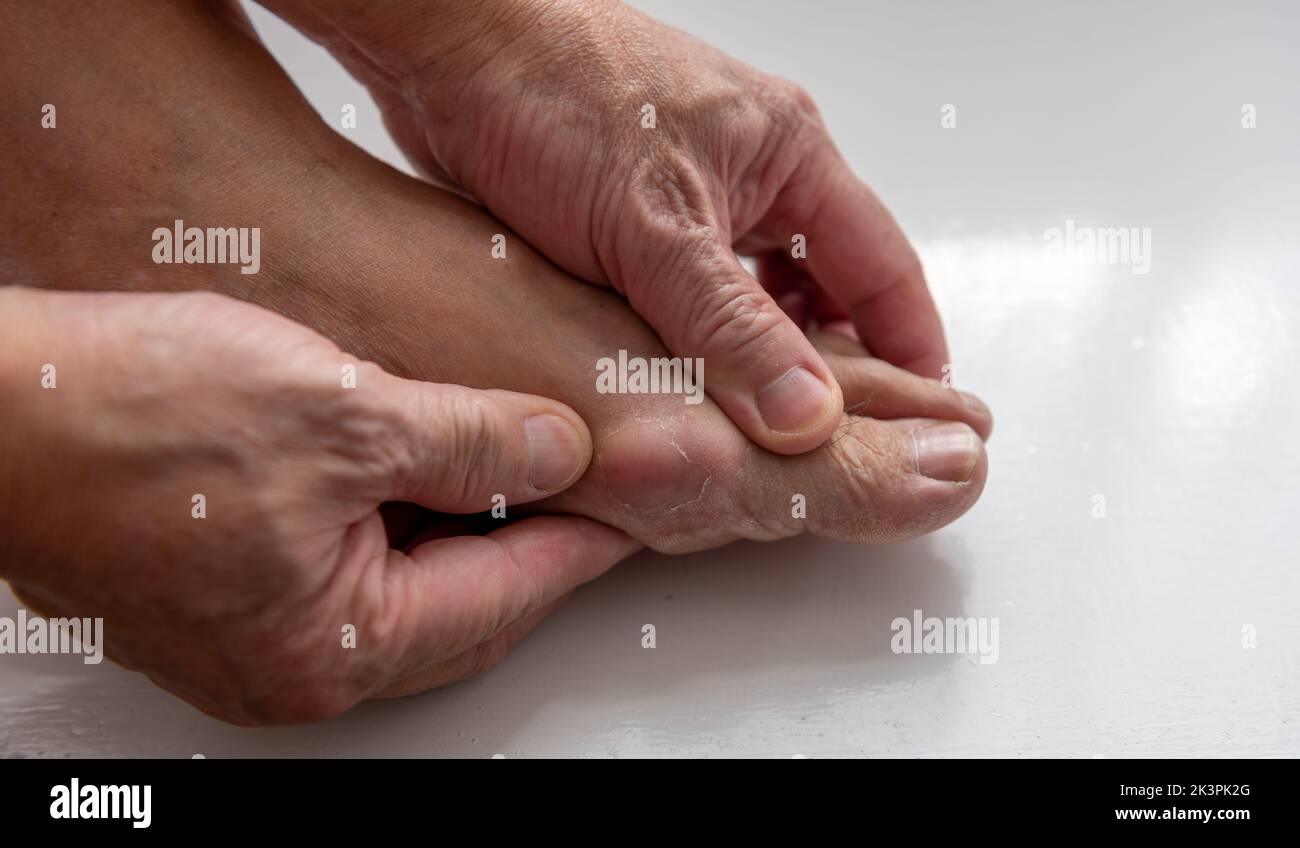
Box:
[799, 416, 989, 543]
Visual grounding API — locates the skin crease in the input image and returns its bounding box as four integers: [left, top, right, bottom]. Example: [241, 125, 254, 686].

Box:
[0, 286, 640, 723]
[2, 1, 644, 721]
[0, 0, 992, 558]
[261, 0, 956, 457]
[0, 1, 996, 721]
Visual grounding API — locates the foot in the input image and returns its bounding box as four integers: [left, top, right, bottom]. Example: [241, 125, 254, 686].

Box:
[318, 171, 993, 552]
[0, 0, 991, 554]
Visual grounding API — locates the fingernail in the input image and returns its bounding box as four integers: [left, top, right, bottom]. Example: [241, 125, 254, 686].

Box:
[525, 414, 585, 491]
[913, 422, 980, 482]
[757, 366, 832, 433]
[959, 391, 989, 415]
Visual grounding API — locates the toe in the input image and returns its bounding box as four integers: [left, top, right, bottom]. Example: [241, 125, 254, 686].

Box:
[815, 335, 993, 441]
[784, 416, 989, 544]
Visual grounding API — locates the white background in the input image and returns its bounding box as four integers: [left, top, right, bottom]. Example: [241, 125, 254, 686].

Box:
[2, 0, 1296, 757]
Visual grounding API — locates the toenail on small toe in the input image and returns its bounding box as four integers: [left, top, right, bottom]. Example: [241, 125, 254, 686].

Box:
[756, 366, 832, 433]
[913, 422, 980, 482]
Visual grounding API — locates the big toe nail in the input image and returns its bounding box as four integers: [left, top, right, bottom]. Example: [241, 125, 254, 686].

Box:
[913, 422, 981, 482]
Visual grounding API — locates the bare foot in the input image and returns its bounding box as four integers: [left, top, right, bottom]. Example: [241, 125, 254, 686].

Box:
[1, 0, 991, 553]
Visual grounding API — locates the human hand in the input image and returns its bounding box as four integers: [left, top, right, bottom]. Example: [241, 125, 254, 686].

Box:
[0, 0, 986, 570]
[263, 0, 953, 455]
[0, 287, 638, 724]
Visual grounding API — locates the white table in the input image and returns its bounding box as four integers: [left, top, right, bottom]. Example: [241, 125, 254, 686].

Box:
[3, 0, 1296, 757]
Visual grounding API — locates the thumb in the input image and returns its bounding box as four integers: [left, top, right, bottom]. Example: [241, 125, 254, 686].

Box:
[375, 515, 641, 689]
[379, 375, 593, 513]
[621, 229, 843, 455]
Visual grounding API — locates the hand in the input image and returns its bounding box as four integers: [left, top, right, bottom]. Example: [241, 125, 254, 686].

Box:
[0, 288, 638, 724]
[263, 0, 951, 455]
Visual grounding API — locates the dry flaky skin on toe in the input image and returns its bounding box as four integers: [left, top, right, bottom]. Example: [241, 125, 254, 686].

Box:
[0, 0, 991, 555]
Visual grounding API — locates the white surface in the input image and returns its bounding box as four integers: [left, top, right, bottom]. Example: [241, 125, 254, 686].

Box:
[2, 0, 1297, 757]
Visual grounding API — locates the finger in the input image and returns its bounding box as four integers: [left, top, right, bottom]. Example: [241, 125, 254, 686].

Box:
[625, 232, 843, 454]
[814, 335, 993, 440]
[811, 324, 867, 356]
[757, 252, 813, 328]
[378, 375, 594, 513]
[373, 596, 567, 698]
[818, 319, 862, 344]
[378, 515, 640, 683]
[799, 150, 951, 379]
[756, 251, 850, 327]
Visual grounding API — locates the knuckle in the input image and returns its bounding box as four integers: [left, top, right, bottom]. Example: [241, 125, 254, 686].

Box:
[615, 153, 736, 319]
[629, 153, 719, 237]
[763, 78, 826, 145]
[316, 370, 423, 492]
[489, 542, 545, 627]
[435, 391, 507, 503]
[687, 281, 788, 360]
[777, 80, 821, 123]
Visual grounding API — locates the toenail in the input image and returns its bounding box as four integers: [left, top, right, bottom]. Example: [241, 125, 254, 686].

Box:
[524, 414, 586, 491]
[913, 422, 980, 482]
[756, 366, 832, 433]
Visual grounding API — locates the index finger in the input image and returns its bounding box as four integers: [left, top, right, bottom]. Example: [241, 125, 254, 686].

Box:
[803, 153, 950, 379]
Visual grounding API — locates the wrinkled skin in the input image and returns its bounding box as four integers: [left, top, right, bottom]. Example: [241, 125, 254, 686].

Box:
[263, 0, 954, 456]
[0, 0, 991, 723]
[0, 0, 991, 556]
[0, 287, 635, 724]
